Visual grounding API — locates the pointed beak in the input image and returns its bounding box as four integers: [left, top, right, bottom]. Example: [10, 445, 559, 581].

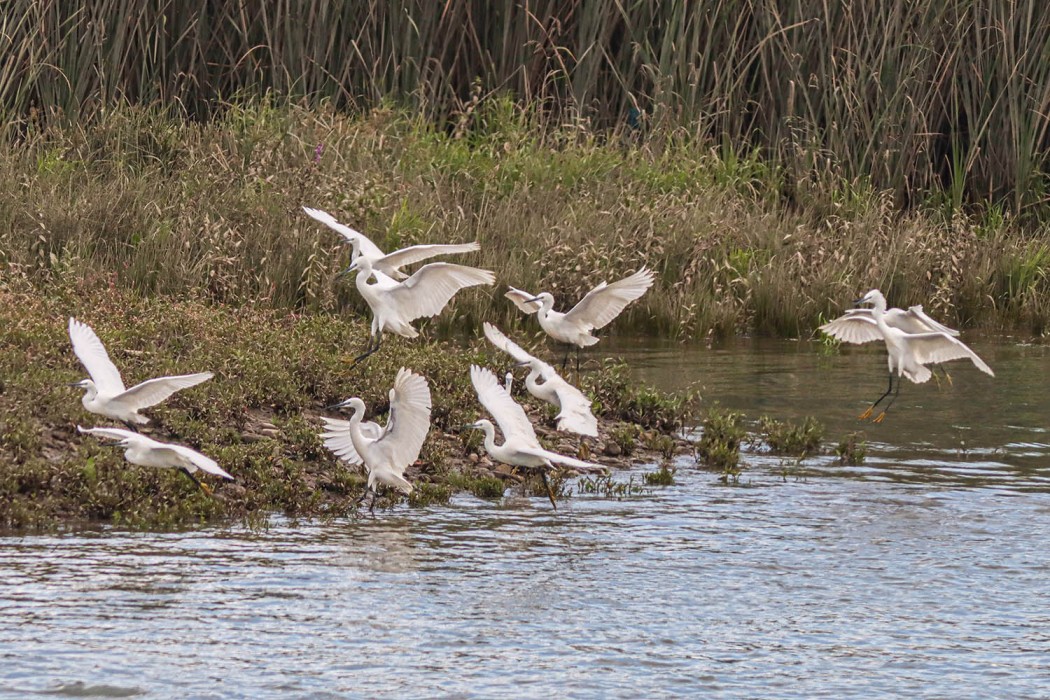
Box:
[65, 381, 82, 387]
[326, 400, 351, 410]
[852, 296, 867, 306]
[523, 296, 542, 304]
[514, 361, 530, 367]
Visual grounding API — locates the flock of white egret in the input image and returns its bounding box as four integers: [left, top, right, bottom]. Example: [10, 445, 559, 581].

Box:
[66, 207, 995, 508]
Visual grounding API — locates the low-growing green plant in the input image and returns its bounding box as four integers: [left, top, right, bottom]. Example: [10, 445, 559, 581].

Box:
[608, 423, 640, 457]
[575, 473, 647, 498]
[695, 406, 746, 482]
[446, 471, 506, 500]
[643, 464, 676, 486]
[835, 432, 868, 466]
[757, 416, 825, 457]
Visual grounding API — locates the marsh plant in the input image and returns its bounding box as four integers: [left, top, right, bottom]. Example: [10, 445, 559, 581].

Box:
[643, 465, 676, 487]
[835, 433, 868, 466]
[695, 407, 746, 482]
[757, 416, 825, 457]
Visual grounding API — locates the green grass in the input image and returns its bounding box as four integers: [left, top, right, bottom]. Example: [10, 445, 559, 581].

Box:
[757, 416, 825, 458]
[0, 279, 689, 530]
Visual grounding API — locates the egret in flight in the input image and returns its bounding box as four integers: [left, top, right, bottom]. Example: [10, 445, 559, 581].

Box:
[820, 289, 994, 422]
[483, 322, 598, 437]
[466, 365, 603, 508]
[68, 318, 213, 428]
[78, 426, 232, 494]
[345, 255, 494, 364]
[303, 207, 480, 279]
[320, 368, 431, 511]
[506, 268, 655, 372]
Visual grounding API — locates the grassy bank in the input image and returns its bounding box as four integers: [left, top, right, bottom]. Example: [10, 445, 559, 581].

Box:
[0, 278, 692, 530]
[3, 102, 1050, 339]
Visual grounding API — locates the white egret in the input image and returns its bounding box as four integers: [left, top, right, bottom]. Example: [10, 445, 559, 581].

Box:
[320, 368, 431, 510]
[303, 206, 480, 279]
[819, 289, 994, 422]
[68, 318, 213, 428]
[346, 254, 494, 363]
[483, 322, 598, 437]
[506, 267, 655, 371]
[77, 426, 232, 494]
[467, 365, 603, 508]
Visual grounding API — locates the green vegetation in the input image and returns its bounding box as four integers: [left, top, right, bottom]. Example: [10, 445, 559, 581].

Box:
[695, 407, 746, 482]
[643, 465, 676, 487]
[0, 280, 689, 529]
[835, 433, 868, 466]
[757, 416, 825, 457]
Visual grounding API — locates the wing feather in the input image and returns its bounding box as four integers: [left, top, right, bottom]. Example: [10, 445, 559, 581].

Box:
[905, 333, 995, 376]
[470, 365, 539, 446]
[115, 372, 213, 410]
[819, 314, 885, 345]
[549, 379, 599, 437]
[387, 263, 495, 321]
[155, 444, 233, 480]
[77, 426, 137, 441]
[564, 268, 655, 330]
[371, 368, 432, 472]
[69, 318, 126, 394]
[302, 207, 385, 259]
[845, 307, 959, 336]
[482, 322, 536, 364]
[377, 241, 481, 271]
[518, 447, 603, 472]
[505, 287, 542, 314]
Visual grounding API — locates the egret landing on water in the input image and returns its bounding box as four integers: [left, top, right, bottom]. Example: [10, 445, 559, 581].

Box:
[320, 368, 431, 513]
[483, 322, 598, 437]
[78, 427, 233, 494]
[343, 255, 495, 365]
[505, 268, 655, 373]
[303, 206, 480, 280]
[68, 318, 213, 429]
[466, 365, 604, 509]
[819, 289, 994, 422]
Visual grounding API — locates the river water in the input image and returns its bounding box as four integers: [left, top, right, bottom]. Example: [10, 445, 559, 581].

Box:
[1, 338, 1048, 698]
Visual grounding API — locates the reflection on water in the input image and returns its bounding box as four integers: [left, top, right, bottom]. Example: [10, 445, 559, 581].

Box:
[2, 338, 1049, 698]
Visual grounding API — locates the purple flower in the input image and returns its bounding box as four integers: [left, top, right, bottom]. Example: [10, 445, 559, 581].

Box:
[313, 143, 324, 164]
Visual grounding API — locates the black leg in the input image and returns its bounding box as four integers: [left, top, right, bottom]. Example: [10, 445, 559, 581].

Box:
[575, 348, 581, 376]
[352, 333, 381, 366]
[180, 467, 213, 495]
[859, 372, 894, 420]
[122, 420, 140, 433]
[560, 346, 570, 372]
[541, 471, 558, 510]
[874, 376, 903, 423]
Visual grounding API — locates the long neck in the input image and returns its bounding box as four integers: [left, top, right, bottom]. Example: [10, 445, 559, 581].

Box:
[482, 423, 501, 453]
[537, 295, 555, 317]
[525, 366, 544, 393]
[348, 404, 370, 459]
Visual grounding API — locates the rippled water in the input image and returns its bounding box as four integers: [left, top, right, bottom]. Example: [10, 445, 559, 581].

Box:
[2, 338, 1049, 698]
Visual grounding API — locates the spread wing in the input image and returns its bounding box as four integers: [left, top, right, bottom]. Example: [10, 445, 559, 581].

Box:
[518, 447, 604, 472]
[819, 314, 885, 345]
[302, 206, 385, 259]
[845, 307, 959, 336]
[505, 286, 542, 314]
[156, 443, 233, 480]
[370, 368, 432, 472]
[905, 333, 995, 376]
[549, 379, 599, 437]
[77, 426, 137, 442]
[564, 268, 655, 331]
[387, 263, 495, 321]
[483, 322, 536, 365]
[377, 241, 481, 271]
[319, 417, 383, 465]
[116, 372, 213, 410]
[470, 365, 538, 446]
[69, 318, 126, 394]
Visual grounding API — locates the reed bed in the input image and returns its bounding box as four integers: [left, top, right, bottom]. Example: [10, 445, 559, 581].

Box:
[2, 1, 1049, 212]
[1, 102, 1048, 337]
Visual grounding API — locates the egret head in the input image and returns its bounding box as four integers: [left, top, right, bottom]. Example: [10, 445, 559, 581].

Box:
[67, 378, 96, 395]
[327, 397, 367, 413]
[854, 289, 886, 309]
[523, 292, 554, 308]
[462, 419, 493, 433]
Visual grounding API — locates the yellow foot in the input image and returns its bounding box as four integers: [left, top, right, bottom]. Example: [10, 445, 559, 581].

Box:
[198, 481, 214, 496]
[873, 412, 886, 424]
[858, 407, 874, 420]
[945, 371, 953, 386]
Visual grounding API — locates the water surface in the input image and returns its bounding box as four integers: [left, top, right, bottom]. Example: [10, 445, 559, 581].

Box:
[2, 337, 1048, 698]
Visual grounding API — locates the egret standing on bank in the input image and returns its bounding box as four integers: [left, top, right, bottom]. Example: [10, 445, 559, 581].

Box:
[78, 426, 233, 494]
[303, 207, 480, 279]
[483, 322, 598, 437]
[819, 289, 994, 422]
[466, 365, 603, 508]
[320, 368, 432, 510]
[345, 255, 494, 364]
[506, 268, 655, 372]
[68, 318, 213, 428]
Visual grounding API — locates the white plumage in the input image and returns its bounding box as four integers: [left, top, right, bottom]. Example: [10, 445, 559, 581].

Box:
[347, 255, 495, 362]
[303, 206, 480, 280]
[506, 268, 655, 348]
[77, 426, 232, 492]
[321, 368, 432, 497]
[820, 289, 993, 421]
[467, 365, 603, 506]
[483, 322, 598, 437]
[68, 318, 213, 426]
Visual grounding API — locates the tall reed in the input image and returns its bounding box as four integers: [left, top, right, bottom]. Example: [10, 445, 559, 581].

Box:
[1, 1, 1049, 212]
